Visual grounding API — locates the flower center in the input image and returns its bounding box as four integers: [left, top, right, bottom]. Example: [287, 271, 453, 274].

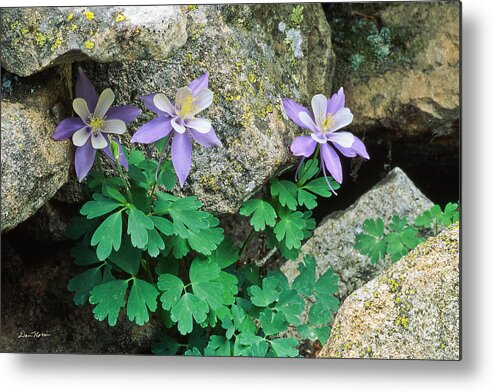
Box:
[89, 116, 105, 134]
[321, 114, 333, 133]
[177, 95, 195, 118]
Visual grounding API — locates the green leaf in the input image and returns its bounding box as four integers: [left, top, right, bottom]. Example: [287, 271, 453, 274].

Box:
[297, 189, 318, 209]
[259, 309, 288, 336]
[217, 271, 238, 305]
[297, 324, 330, 344]
[184, 347, 203, 356]
[108, 235, 141, 276]
[67, 266, 103, 305]
[275, 289, 304, 325]
[150, 216, 174, 236]
[157, 274, 184, 310]
[187, 221, 224, 255]
[165, 235, 190, 259]
[204, 335, 231, 356]
[128, 149, 145, 165]
[274, 211, 306, 250]
[400, 226, 422, 249]
[386, 232, 409, 262]
[414, 205, 442, 228]
[314, 267, 339, 311]
[157, 160, 176, 190]
[66, 216, 100, 240]
[303, 176, 340, 197]
[354, 218, 386, 264]
[146, 229, 165, 257]
[167, 196, 210, 238]
[297, 158, 319, 186]
[80, 194, 123, 219]
[127, 207, 154, 249]
[102, 185, 127, 204]
[389, 216, 408, 232]
[127, 278, 159, 325]
[293, 254, 316, 296]
[171, 293, 209, 335]
[308, 302, 332, 325]
[190, 257, 223, 310]
[208, 238, 239, 269]
[91, 211, 123, 261]
[442, 202, 459, 224]
[89, 280, 128, 326]
[236, 333, 269, 357]
[248, 276, 279, 307]
[240, 199, 277, 231]
[269, 337, 298, 357]
[270, 178, 298, 210]
[151, 334, 180, 356]
[71, 242, 100, 266]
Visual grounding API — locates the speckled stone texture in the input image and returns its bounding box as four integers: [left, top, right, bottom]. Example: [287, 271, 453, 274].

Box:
[1, 67, 73, 232]
[84, 4, 335, 215]
[319, 222, 459, 360]
[330, 2, 460, 139]
[281, 167, 434, 306]
[0, 6, 187, 77]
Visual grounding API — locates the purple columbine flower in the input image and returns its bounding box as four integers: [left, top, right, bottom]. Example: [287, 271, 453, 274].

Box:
[131, 72, 222, 187]
[52, 68, 141, 181]
[283, 88, 369, 191]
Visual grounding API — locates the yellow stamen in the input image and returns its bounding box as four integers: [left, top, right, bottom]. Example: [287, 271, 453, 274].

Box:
[178, 95, 195, 117]
[321, 114, 333, 133]
[89, 116, 105, 134]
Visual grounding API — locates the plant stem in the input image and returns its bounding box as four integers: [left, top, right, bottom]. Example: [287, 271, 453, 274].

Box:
[140, 257, 154, 283]
[148, 136, 172, 211]
[239, 227, 256, 258]
[296, 144, 320, 187]
[115, 157, 133, 203]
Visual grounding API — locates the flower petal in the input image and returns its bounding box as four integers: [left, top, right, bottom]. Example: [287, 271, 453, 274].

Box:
[311, 94, 328, 128]
[91, 133, 108, 149]
[190, 89, 213, 115]
[175, 87, 193, 107]
[282, 98, 312, 129]
[310, 132, 327, 144]
[53, 117, 85, 140]
[75, 139, 96, 182]
[131, 116, 173, 144]
[102, 119, 126, 135]
[171, 132, 193, 188]
[326, 87, 345, 116]
[331, 143, 356, 158]
[189, 127, 222, 147]
[139, 94, 169, 115]
[73, 98, 91, 122]
[188, 72, 209, 95]
[320, 143, 343, 184]
[153, 93, 176, 115]
[102, 136, 128, 169]
[298, 111, 319, 133]
[72, 127, 91, 147]
[350, 135, 370, 159]
[330, 108, 354, 133]
[94, 88, 115, 118]
[327, 131, 354, 148]
[105, 105, 141, 124]
[185, 117, 211, 134]
[75, 68, 98, 113]
[171, 116, 186, 134]
[290, 135, 317, 157]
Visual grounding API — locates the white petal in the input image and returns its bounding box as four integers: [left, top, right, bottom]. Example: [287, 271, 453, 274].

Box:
[311, 94, 328, 128]
[72, 127, 91, 146]
[73, 98, 90, 122]
[171, 116, 186, 134]
[91, 133, 108, 149]
[185, 117, 211, 134]
[327, 131, 355, 147]
[330, 108, 354, 132]
[175, 87, 193, 107]
[310, 132, 327, 144]
[94, 88, 115, 118]
[298, 111, 319, 133]
[190, 89, 213, 115]
[102, 119, 126, 134]
[153, 93, 175, 115]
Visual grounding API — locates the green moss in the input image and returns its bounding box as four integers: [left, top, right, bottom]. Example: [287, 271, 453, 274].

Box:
[290, 5, 304, 27]
[35, 32, 47, 48]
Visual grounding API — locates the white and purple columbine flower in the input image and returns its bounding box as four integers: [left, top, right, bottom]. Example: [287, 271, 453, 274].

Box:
[52, 68, 141, 181]
[131, 72, 222, 188]
[283, 88, 369, 191]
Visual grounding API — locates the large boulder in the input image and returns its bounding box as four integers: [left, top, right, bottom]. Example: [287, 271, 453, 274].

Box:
[0, 6, 187, 77]
[319, 222, 459, 360]
[84, 3, 335, 215]
[1, 68, 73, 232]
[281, 167, 434, 304]
[328, 2, 460, 139]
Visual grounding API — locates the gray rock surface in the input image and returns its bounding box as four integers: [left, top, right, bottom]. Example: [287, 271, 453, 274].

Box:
[1, 67, 72, 232]
[281, 167, 434, 305]
[318, 222, 460, 360]
[0, 6, 187, 77]
[84, 3, 335, 215]
[330, 2, 459, 139]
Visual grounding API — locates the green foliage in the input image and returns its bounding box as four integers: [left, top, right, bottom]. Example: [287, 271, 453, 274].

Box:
[239, 199, 277, 231]
[355, 203, 460, 264]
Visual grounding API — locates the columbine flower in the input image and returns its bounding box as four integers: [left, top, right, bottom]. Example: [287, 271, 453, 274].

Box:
[52, 68, 141, 181]
[131, 72, 222, 187]
[283, 88, 369, 191]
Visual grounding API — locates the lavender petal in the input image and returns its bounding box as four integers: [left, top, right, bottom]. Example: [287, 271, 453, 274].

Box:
[75, 68, 98, 113]
[320, 143, 343, 184]
[131, 116, 172, 144]
[188, 72, 209, 95]
[52, 117, 85, 140]
[75, 139, 96, 182]
[139, 94, 168, 115]
[171, 132, 193, 188]
[282, 98, 313, 129]
[189, 127, 222, 147]
[290, 135, 317, 157]
[106, 105, 142, 124]
[326, 87, 345, 116]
